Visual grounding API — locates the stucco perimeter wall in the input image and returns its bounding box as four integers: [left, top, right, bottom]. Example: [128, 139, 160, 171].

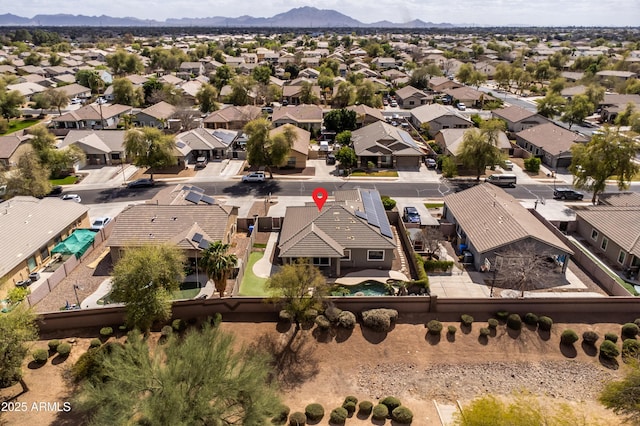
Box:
[37, 295, 640, 334]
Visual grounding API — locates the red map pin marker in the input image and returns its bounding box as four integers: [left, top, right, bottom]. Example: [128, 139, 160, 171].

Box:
[312, 187, 328, 211]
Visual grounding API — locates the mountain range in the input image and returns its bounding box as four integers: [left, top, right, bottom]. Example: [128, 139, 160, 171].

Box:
[0, 7, 455, 28]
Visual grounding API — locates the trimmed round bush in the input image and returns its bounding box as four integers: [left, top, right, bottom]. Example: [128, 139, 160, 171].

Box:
[279, 310, 293, 322]
[479, 327, 490, 337]
[358, 401, 373, 416]
[99, 327, 113, 338]
[172, 319, 185, 332]
[303, 309, 318, 322]
[380, 396, 402, 412]
[507, 314, 522, 330]
[600, 340, 620, 359]
[161, 325, 173, 337]
[57, 342, 72, 357]
[391, 406, 414, 424]
[89, 338, 102, 349]
[342, 401, 356, 414]
[32, 349, 48, 363]
[623, 339, 640, 361]
[538, 316, 553, 331]
[343, 395, 358, 405]
[270, 404, 290, 425]
[460, 314, 474, 326]
[495, 310, 510, 321]
[622, 323, 639, 339]
[487, 318, 499, 329]
[48, 339, 61, 351]
[329, 407, 348, 424]
[372, 404, 389, 421]
[427, 320, 443, 335]
[634, 318, 640, 328]
[362, 309, 393, 332]
[605, 332, 619, 343]
[583, 331, 599, 345]
[288, 411, 306, 426]
[314, 315, 331, 330]
[324, 306, 343, 323]
[337, 311, 357, 329]
[447, 325, 457, 334]
[523, 312, 539, 326]
[561, 329, 579, 345]
[304, 403, 324, 421]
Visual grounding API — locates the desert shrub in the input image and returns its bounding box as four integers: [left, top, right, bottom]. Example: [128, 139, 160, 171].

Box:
[303, 309, 318, 322]
[89, 338, 102, 349]
[358, 401, 373, 416]
[324, 306, 343, 322]
[71, 347, 103, 383]
[538, 316, 553, 331]
[372, 404, 389, 420]
[582, 331, 599, 345]
[172, 319, 185, 332]
[523, 312, 539, 326]
[380, 396, 402, 412]
[460, 314, 474, 326]
[427, 320, 443, 335]
[622, 323, 639, 339]
[622, 339, 640, 361]
[270, 404, 290, 425]
[479, 327, 490, 337]
[605, 332, 619, 343]
[634, 318, 640, 328]
[32, 349, 48, 363]
[381, 196, 396, 210]
[343, 395, 358, 405]
[161, 325, 173, 337]
[279, 310, 292, 322]
[48, 339, 61, 351]
[524, 156, 541, 173]
[495, 310, 510, 321]
[7, 286, 29, 304]
[288, 411, 306, 426]
[600, 340, 620, 359]
[342, 401, 356, 414]
[391, 406, 414, 424]
[99, 327, 113, 338]
[57, 342, 72, 357]
[329, 407, 348, 424]
[304, 403, 324, 421]
[447, 325, 457, 334]
[314, 315, 331, 330]
[507, 314, 522, 330]
[362, 309, 397, 332]
[561, 329, 579, 345]
[487, 318, 499, 329]
[337, 311, 356, 329]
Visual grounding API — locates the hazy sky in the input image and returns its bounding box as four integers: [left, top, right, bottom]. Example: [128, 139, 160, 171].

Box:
[7, 0, 640, 26]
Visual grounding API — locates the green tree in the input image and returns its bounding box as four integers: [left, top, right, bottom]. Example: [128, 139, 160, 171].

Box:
[5, 152, 51, 197]
[614, 102, 636, 126]
[74, 325, 280, 425]
[536, 92, 566, 118]
[494, 63, 512, 91]
[548, 77, 566, 94]
[355, 80, 382, 108]
[323, 108, 357, 133]
[252, 64, 272, 85]
[335, 145, 357, 169]
[409, 65, 443, 90]
[266, 259, 328, 329]
[456, 63, 475, 85]
[195, 83, 219, 113]
[31, 92, 51, 116]
[29, 125, 84, 178]
[124, 127, 176, 179]
[42, 87, 69, 116]
[24, 52, 41, 66]
[110, 244, 186, 331]
[299, 81, 320, 105]
[332, 81, 355, 108]
[0, 88, 24, 119]
[111, 77, 143, 107]
[75, 69, 100, 88]
[212, 64, 234, 90]
[336, 130, 352, 146]
[0, 306, 37, 390]
[570, 126, 639, 204]
[200, 241, 238, 297]
[561, 94, 594, 129]
[243, 118, 295, 178]
[441, 156, 458, 178]
[106, 49, 144, 76]
[469, 70, 487, 89]
[456, 121, 506, 179]
[584, 84, 606, 107]
[227, 76, 254, 106]
[599, 363, 640, 424]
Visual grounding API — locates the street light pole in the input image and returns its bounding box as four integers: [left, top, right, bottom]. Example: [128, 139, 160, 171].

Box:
[73, 284, 81, 308]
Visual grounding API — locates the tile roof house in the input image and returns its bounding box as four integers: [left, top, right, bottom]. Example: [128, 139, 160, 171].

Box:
[6, 81, 46, 100]
[492, 105, 550, 132]
[598, 192, 640, 207]
[434, 128, 511, 158]
[51, 104, 133, 135]
[203, 105, 262, 130]
[53, 83, 91, 99]
[270, 124, 310, 169]
[410, 104, 473, 137]
[272, 104, 323, 133]
[442, 86, 496, 108]
[443, 183, 573, 273]
[282, 84, 322, 106]
[107, 204, 238, 264]
[278, 189, 396, 276]
[346, 104, 385, 127]
[175, 128, 237, 162]
[428, 76, 463, 92]
[59, 130, 126, 166]
[133, 101, 177, 129]
[351, 121, 424, 169]
[394, 85, 431, 109]
[599, 94, 640, 123]
[0, 133, 33, 168]
[0, 196, 90, 285]
[514, 123, 588, 168]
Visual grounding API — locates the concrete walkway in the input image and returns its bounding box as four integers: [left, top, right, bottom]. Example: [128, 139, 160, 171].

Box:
[334, 269, 409, 285]
[253, 232, 279, 278]
[81, 278, 117, 309]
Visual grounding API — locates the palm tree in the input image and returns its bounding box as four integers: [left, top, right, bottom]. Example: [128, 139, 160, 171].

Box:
[200, 241, 238, 297]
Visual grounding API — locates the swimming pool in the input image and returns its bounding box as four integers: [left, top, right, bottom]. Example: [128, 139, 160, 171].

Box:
[343, 280, 396, 296]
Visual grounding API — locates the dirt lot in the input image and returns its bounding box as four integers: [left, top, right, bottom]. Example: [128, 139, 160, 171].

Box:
[0, 320, 627, 425]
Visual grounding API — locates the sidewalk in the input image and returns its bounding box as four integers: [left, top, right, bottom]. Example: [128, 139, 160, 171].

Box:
[252, 232, 279, 278]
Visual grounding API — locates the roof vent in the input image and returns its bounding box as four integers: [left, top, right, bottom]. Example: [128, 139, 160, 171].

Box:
[172, 217, 177, 221]
[151, 215, 157, 222]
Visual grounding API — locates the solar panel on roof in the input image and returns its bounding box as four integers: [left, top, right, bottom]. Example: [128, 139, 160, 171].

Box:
[192, 233, 203, 243]
[361, 190, 380, 228]
[371, 191, 393, 238]
[190, 185, 205, 193]
[201, 195, 215, 205]
[176, 141, 186, 148]
[355, 210, 368, 220]
[185, 191, 203, 204]
[198, 239, 210, 249]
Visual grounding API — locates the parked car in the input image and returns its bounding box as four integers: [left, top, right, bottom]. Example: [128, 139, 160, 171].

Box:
[425, 158, 437, 169]
[553, 188, 584, 200]
[390, 101, 398, 107]
[326, 153, 336, 165]
[485, 174, 517, 188]
[242, 172, 266, 183]
[457, 103, 466, 111]
[194, 157, 208, 170]
[29, 271, 40, 282]
[90, 216, 111, 231]
[60, 194, 81, 203]
[47, 185, 63, 196]
[502, 160, 514, 170]
[70, 97, 82, 105]
[403, 206, 421, 224]
[96, 97, 107, 105]
[261, 106, 273, 114]
[127, 178, 155, 188]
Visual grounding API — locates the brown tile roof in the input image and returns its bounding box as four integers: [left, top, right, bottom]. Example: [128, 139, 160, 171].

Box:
[272, 105, 323, 124]
[52, 104, 133, 122]
[515, 123, 587, 154]
[346, 104, 385, 122]
[492, 105, 539, 123]
[443, 183, 572, 255]
[0, 134, 30, 159]
[202, 105, 262, 124]
[576, 207, 640, 256]
[351, 121, 423, 157]
[61, 130, 125, 153]
[598, 192, 640, 207]
[443, 86, 495, 102]
[395, 85, 427, 100]
[270, 124, 310, 156]
[138, 101, 176, 120]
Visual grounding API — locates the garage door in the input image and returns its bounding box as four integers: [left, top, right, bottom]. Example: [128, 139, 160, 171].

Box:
[395, 156, 420, 169]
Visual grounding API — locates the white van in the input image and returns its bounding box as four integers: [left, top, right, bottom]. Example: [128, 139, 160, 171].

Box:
[485, 174, 517, 188]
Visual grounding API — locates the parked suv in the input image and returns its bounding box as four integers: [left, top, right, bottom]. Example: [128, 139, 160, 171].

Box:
[242, 172, 266, 182]
[194, 157, 208, 170]
[403, 206, 421, 224]
[553, 188, 584, 200]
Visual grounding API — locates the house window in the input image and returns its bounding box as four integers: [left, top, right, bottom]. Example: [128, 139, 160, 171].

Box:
[27, 256, 37, 272]
[287, 157, 296, 167]
[591, 229, 599, 241]
[600, 237, 608, 251]
[618, 250, 626, 265]
[312, 257, 330, 266]
[341, 249, 351, 261]
[367, 250, 384, 261]
[39, 245, 49, 261]
[111, 153, 121, 160]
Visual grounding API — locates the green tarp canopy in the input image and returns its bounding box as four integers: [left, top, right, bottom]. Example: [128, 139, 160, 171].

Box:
[51, 229, 96, 259]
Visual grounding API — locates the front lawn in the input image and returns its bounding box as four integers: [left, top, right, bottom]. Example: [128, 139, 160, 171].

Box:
[238, 251, 268, 296]
[350, 170, 399, 177]
[50, 175, 78, 185]
[2, 119, 41, 135]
